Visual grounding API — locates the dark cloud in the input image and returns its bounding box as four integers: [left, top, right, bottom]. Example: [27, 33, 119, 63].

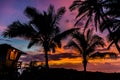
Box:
[20, 52, 80, 62]
[19, 54, 44, 62]
[49, 53, 80, 60]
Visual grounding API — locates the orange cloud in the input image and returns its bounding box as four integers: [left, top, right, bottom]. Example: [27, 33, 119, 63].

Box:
[49, 57, 82, 65]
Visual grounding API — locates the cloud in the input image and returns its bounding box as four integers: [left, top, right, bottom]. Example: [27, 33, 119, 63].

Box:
[20, 54, 44, 62]
[49, 53, 80, 60]
[50, 63, 82, 71]
[20, 52, 80, 62]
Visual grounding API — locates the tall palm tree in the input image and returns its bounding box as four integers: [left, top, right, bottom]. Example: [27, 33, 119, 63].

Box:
[64, 29, 105, 72]
[3, 5, 78, 69]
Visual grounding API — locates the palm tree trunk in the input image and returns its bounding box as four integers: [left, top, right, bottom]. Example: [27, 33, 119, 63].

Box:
[45, 50, 49, 69]
[83, 56, 87, 72]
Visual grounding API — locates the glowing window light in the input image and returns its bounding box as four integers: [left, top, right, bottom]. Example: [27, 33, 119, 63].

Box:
[9, 49, 18, 61]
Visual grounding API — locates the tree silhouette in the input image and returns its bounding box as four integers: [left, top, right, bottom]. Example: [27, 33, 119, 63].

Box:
[64, 29, 105, 72]
[3, 5, 78, 69]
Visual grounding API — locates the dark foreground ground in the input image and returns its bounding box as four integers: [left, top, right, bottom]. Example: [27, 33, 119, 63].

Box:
[18, 68, 120, 80]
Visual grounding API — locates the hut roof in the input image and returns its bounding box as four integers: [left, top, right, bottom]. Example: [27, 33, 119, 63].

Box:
[0, 43, 27, 55]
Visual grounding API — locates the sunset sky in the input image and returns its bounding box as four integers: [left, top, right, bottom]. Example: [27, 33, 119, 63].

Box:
[0, 0, 120, 73]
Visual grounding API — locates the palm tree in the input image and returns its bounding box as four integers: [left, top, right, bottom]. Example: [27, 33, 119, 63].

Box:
[3, 5, 78, 69]
[64, 29, 105, 72]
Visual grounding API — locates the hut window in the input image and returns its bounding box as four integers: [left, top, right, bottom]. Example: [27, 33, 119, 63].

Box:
[9, 49, 18, 61]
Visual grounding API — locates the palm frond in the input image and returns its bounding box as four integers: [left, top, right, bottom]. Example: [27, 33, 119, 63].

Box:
[90, 38, 105, 49]
[24, 6, 40, 19]
[83, 16, 92, 32]
[100, 19, 120, 32]
[75, 12, 88, 26]
[28, 39, 39, 48]
[54, 28, 79, 41]
[48, 4, 55, 16]
[69, 0, 82, 11]
[50, 43, 57, 53]
[55, 7, 66, 22]
[64, 40, 83, 54]
[3, 21, 36, 39]
[94, 12, 101, 31]
[72, 31, 87, 51]
[55, 40, 62, 48]
[90, 35, 105, 47]
[76, 2, 88, 18]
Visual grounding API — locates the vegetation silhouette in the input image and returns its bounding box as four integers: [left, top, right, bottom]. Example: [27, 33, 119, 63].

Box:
[69, 0, 120, 53]
[64, 29, 105, 72]
[18, 68, 120, 80]
[3, 5, 78, 69]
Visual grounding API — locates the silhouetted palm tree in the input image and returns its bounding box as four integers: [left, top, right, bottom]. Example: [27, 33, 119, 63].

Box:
[3, 5, 78, 69]
[65, 29, 105, 72]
